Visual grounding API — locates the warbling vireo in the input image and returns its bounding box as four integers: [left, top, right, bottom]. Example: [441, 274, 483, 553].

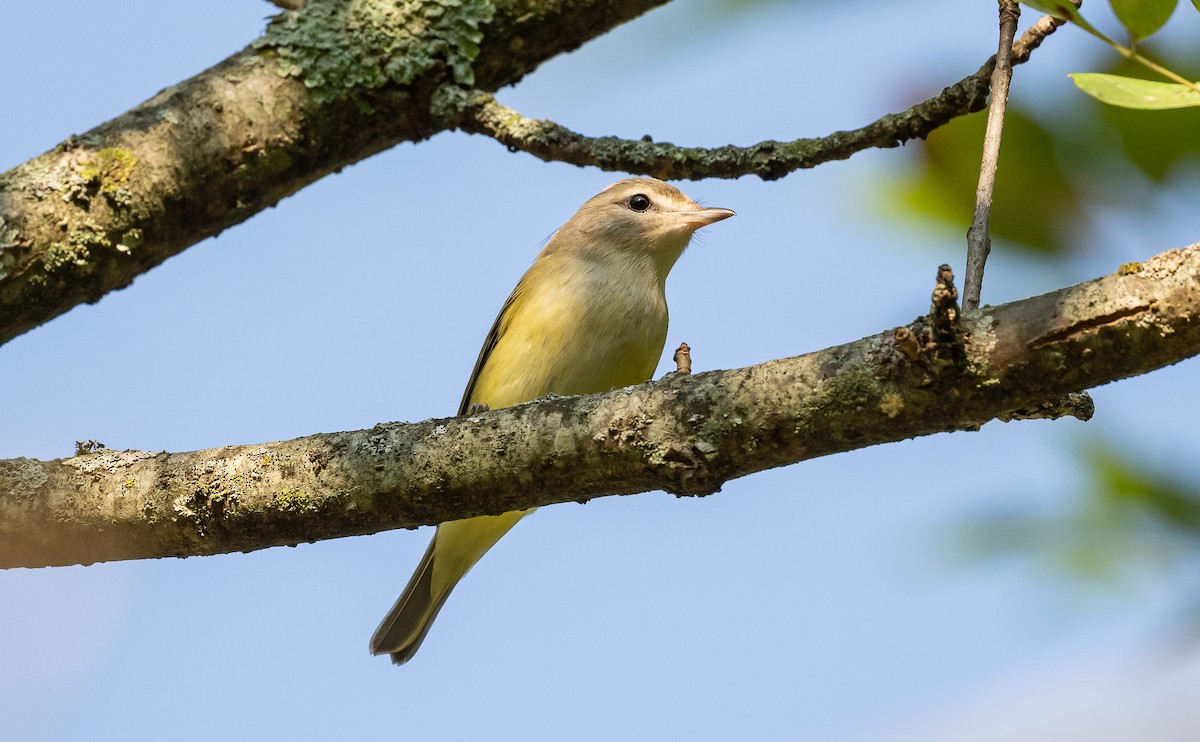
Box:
[369, 177, 734, 664]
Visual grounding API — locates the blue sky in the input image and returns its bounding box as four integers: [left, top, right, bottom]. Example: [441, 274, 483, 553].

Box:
[3, 1, 1200, 740]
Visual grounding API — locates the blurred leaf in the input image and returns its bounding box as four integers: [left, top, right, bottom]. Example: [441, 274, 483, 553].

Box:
[892, 108, 1081, 253]
[952, 441, 1200, 588]
[1071, 72, 1200, 109]
[1110, 0, 1178, 41]
[1098, 55, 1200, 179]
[1088, 446, 1200, 530]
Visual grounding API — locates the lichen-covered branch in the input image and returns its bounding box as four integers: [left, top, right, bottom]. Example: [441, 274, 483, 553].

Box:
[5, 242, 1199, 570]
[0, 0, 670, 348]
[450, 13, 1068, 180]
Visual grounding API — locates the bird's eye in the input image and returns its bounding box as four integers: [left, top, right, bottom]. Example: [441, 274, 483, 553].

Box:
[629, 194, 652, 212]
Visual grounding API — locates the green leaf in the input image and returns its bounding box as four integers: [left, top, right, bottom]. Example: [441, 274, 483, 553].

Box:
[1070, 73, 1200, 108]
[1110, 0, 1178, 40]
[1095, 56, 1200, 180]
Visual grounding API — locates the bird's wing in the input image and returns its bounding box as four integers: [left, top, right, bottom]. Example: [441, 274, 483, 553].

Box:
[457, 281, 525, 416]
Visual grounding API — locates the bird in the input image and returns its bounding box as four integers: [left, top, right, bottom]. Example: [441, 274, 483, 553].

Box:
[369, 177, 734, 664]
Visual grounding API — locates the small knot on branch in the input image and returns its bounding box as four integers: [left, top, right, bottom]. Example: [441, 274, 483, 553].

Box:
[893, 327, 923, 361]
[931, 264, 960, 332]
[999, 0, 1022, 26]
[894, 264, 966, 377]
[930, 264, 966, 368]
[673, 342, 692, 374]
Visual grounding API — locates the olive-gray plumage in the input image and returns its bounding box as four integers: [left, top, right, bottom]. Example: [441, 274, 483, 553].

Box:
[370, 177, 733, 664]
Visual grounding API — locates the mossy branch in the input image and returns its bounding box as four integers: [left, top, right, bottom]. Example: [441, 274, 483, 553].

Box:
[4, 242, 1199, 570]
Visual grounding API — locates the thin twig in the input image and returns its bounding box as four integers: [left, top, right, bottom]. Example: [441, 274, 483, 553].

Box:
[454, 11, 1065, 182]
[1011, 8, 1071, 64]
[964, 1, 1021, 312]
[1105, 40, 1200, 94]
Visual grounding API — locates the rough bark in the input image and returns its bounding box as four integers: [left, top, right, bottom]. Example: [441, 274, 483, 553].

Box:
[3, 243, 1197, 570]
[0, 0, 670, 347]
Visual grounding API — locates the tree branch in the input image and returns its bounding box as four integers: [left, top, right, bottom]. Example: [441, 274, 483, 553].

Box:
[4, 242, 1198, 570]
[450, 12, 1067, 181]
[0, 0, 670, 349]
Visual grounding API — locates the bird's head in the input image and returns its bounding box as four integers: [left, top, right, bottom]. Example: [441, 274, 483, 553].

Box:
[553, 177, 735, 279]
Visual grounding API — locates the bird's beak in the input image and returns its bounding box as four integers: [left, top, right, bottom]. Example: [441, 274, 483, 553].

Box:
[677, 207, 736, 230]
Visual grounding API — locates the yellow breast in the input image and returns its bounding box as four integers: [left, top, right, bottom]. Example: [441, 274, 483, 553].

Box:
[469, 249, 669, 410]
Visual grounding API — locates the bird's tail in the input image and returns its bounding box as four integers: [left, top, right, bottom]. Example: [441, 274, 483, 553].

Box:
[369, 510, 530, 665]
